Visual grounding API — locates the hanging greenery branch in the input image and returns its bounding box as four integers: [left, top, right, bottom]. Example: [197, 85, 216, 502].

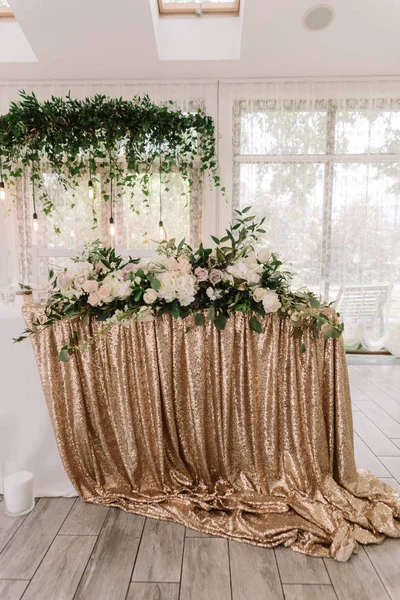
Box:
[0, 91, 223, 217]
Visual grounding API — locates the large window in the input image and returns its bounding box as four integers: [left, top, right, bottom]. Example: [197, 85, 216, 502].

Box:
[0, 0, 14, 20]
[27, 167, 202, 284]
[233, 98, 400, 349]
[158, 1, 240, 16]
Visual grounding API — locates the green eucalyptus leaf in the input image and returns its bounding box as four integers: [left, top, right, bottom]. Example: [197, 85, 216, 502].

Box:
[169, 304, 180, 319]
[59, 349, 71, 362]
[194, 313, 204, 326]
[309, 297, 321, 309]
[250, 316, 263, 334]
[151, 278, 161, 291]
[214, 313, 227, 330]
[208, 305, 215, 322]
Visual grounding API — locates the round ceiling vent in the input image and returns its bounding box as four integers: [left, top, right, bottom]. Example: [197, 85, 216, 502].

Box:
[303, 5, 334, 31]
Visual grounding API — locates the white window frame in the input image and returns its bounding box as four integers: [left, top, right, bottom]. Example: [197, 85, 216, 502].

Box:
[218, 92, 400, 300]
[158, 1, 240, 16]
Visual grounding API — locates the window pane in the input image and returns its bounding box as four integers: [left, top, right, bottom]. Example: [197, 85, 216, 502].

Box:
[330, 162, 400, 334]
[37, 175, 102, 250]
[237, 162, 324, 292]
[162, 0, 233, 3]
[38, 256, 75, 282]
[239, 110, 327, 155]
[117, 172, 201, 252]
[335, 111, 400, 154]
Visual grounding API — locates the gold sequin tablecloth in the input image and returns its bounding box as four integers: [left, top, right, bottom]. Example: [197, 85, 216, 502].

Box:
[23, 305, 400, 561]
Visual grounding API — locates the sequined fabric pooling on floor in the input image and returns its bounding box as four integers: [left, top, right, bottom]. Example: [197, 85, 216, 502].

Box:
[23, 306, 400, 561]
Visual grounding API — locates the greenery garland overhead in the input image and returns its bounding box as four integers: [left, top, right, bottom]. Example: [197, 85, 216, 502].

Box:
[0, 91, 222, 216]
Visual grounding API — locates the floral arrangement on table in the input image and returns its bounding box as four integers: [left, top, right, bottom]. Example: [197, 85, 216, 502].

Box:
[16, 208, 343, 361]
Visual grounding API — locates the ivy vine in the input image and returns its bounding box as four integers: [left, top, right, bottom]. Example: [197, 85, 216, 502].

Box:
[0, 91, 222, 218]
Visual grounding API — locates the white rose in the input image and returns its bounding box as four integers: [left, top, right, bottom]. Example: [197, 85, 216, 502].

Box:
[290, 312, 301, 322]
[262, 290, 281, 314]
[143, 288, 158, 304]
[136, 306, 155, 322]
[257, 248, 271, 264]
[253, 287, 266, 303]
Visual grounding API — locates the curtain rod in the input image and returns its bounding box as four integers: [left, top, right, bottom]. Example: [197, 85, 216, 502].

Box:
[0, 76, 400, 87]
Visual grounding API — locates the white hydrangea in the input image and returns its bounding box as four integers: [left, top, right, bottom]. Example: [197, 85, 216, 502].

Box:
[157, 271, 198, 307]
[226, 253, 262, 285]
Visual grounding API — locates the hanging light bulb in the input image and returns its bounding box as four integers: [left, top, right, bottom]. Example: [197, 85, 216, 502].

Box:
[88, 179, 95, 200]
[32, 212, 38, 232]
[159, 220, 167, 241]
[109, 216, 115, 237]
[0, 181, 5, 201]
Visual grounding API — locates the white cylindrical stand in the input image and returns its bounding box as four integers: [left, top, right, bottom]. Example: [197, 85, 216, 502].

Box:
[3, 469, 35, 517]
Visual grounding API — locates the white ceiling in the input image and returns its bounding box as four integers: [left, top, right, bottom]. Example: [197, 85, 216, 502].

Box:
[0, 0, 399, 80]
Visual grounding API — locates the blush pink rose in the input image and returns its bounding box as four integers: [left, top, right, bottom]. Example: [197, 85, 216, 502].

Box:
[56, 273, 71, 290]
[195, 267, 209, 282]
[166, 257, 180, 271]
[98, 285, 112, 299]
[88, 292, 100, 306]
[121, 263, 137, 281]
[178, 257, 192, 274]
[82, 280, 99, 294]
[209, 269, 223, 285]
[74, 273, 87, 288]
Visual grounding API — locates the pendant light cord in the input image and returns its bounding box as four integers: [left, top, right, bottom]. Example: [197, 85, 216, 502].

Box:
[110, 176, 113, 220]
[32, 181, 37, 214]
[159, 151, 163, 224]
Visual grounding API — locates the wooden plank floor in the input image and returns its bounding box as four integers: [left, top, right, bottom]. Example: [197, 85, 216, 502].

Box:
[0, 365, 400, 600]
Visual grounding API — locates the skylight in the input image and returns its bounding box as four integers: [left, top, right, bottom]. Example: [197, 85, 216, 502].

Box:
[158, 1, 240, 17]
[0, 0, 14, 20]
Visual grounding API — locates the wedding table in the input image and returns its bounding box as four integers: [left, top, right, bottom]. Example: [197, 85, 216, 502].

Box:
[23, 304, 400, 560]
[0, 305, 76, 497]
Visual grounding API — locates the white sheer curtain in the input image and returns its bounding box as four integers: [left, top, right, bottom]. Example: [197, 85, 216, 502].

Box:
[1, 77, 400, 355]
[219, 79, 400, 356]
[0, 80, 217, 285]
